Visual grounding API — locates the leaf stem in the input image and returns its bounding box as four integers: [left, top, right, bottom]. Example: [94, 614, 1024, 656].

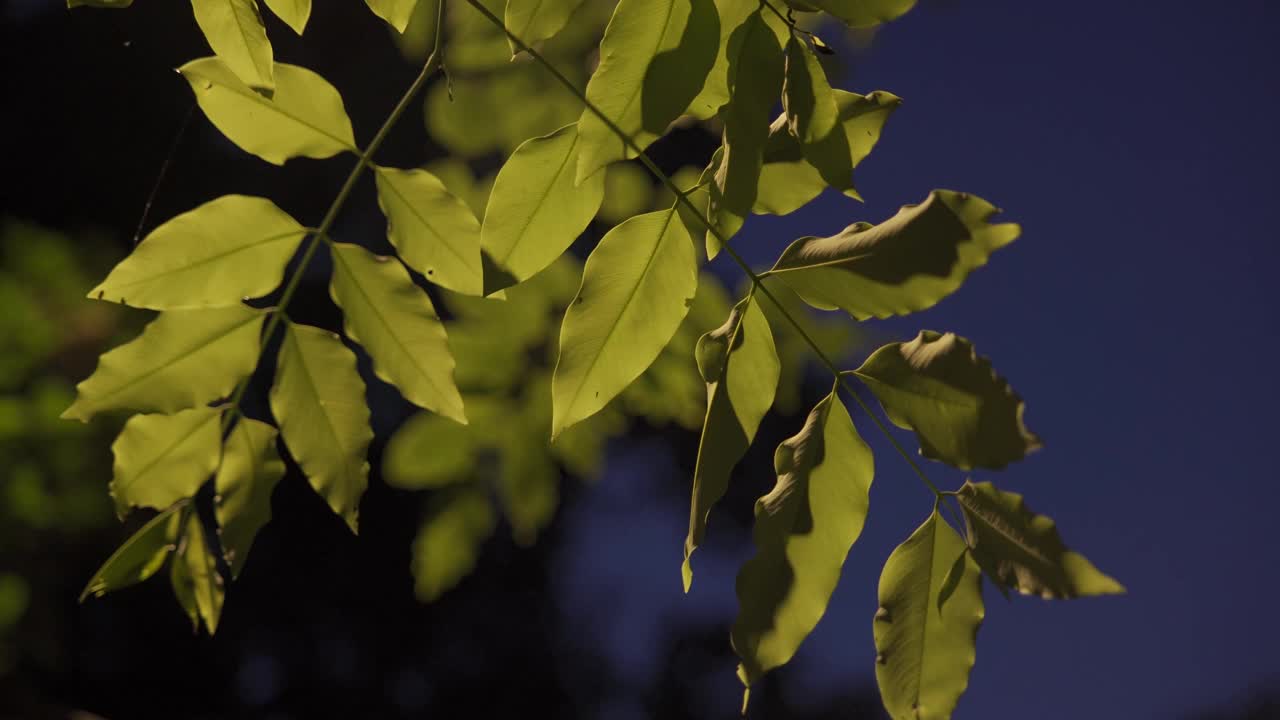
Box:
[464, 0, 942, 498]
[222, 0, 449, 432]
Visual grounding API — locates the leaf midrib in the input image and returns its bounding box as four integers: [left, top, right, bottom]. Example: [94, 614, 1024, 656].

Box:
[283, 326, 360, 482]
[194, 66, 356, 151]
[377, 170, 481, 282]
[101, 229, 306, 293]
[487, 131, 578, 267]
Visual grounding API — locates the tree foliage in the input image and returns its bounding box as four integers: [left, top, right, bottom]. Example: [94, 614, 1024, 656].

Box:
[63, 0, 1123, 716]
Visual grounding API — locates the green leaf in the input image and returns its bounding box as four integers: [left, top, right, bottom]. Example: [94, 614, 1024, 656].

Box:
[575, 0, 721, 183]
[782, 35, 853, 192]
[173, 511, 225, 633]
[383, 412, 475, 489]
[214, 418, 284, 578]
[263, 0, 311, 34]
[505, 0, 584, 55]
[732, 391, 874, 687]
[365, 0, 420, 32]
[551, 206, 697, 439]
[269, 322, 372, 533]
[853, 331, 1042, 470]
[755, 89, 901, 215]
[191, 0, 274, 92]
[80, 503, 186, 601]
[784, 0, 916, 27]
[108, 407, 224, 518]
[874, 509, 984, 720]
[682, 295, 779, 591]
[495, 424, 560, 546]
[480, 124, 604, 295]
[764, 190, 1020, 319]
[686, 0, 757, 119]
[62, 305, 266, 422]
[411, 486, 495, 602]
[707, 10, 785, 258]
[374, 165, 484, 296]
[599, 162, 656, 224]
[179, 57, 356, 165]
[88, 195, 307, 310]
[329, 242, 467, 423]
[957, 480, 1126, 599]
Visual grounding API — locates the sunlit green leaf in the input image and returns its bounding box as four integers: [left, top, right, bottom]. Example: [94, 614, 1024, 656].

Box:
[686, 0, 757, 119]
[191, 0, 274, 92]
[599, 162, 655, 224]
[874, 509, 984, 720]
[179, 57, 357, 165]
[108, 407, 223, 517]
[764, 190, 1020, 319]
[80, 502, 186, 601]
[329, 242, 466, 423]
[383, 412, 474, 489]
[214, 418, 284, 578]
[575, 0, 720, 183]
[88, 195, 307, 310]
[682, 295, 779, 591]
[374, 165, 484, 296]
[784, 0, 916, 27]
[732, 392, 873, 687]
[852, 331, 1042, 470]
[755, 89, 900, 215]
[174, 511, 224, 633]
[480, 124, 604, 295]
[411, 486, 495, 602]
[269, 322, 372, 533]
[63, 305, 265, 422]
[782, 35, 853, 192]
[264, 0, 311, 34]
[505, 0, 583, 55]
[551, 207, 697, 439]
[707, 10, 785, 257]
[365, 0, 421, 32]
[957, 480, 1125, 599]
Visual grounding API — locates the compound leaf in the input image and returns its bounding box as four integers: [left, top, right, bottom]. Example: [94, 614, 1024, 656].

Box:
[764, 190, 1019, 319]
[180, 57, 356, 165]
[732, 392, 873, 688]
[874, 509, 984, 720]
[108, 407, 224, 518]
[957, 480, 1125, 599]
[63, 305, 265, 422]
[270, 322, 372, 533]
[551, 206, 697, 439]
[80, 502, 186, 601]
[190, 0, 274, 92]
[329, 242, 466, 423]
[480, 123, 604, 295]
[214, 418, 285, 578]
[88, 195, 307, 310]
[853, 331, 1042, 470]
[374, 165, 484, 296]
[682, 295, 779, 590]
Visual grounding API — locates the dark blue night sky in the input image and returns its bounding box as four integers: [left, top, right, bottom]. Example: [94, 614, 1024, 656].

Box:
[560, 2, 1280, 718]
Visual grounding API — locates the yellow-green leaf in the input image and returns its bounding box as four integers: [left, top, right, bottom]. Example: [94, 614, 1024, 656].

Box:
[411, 486, 495, 602]
[269, 322, 372, 533]
[88, 195, 307, 310]
[874, 509, 984, 720]
[853, 331, 1042, 470]
[505, 0, 583, 55]
[173, 511, 224, 633]
[784, 0, 916, 27]
[191, 0, 274, 92]
[682, 296, 779, 591]
[264, 0, 310, 34]
[179, 57, 357, 165]
[732, 392, 873, 687]
[782, 35, 853, 192]
[383, 412, 475, 489]
[62, 305, 266, 422]
[575, 0, 720, 183]
[329, 242, 466, 423]
[551, 207, 697, 439]
[365, 0, 420, 32]
[755, 89, 900, 215]
[957, 480, 1125, 599]
[108, 407, 224, 517]
[764, 190, 1020, 319]
[480, 124, 604, 295]
[686, 0, 757, 119]
[374, 165, 484, 296]
[214, 418, 284, 578]
[80, 503, 186, 601]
